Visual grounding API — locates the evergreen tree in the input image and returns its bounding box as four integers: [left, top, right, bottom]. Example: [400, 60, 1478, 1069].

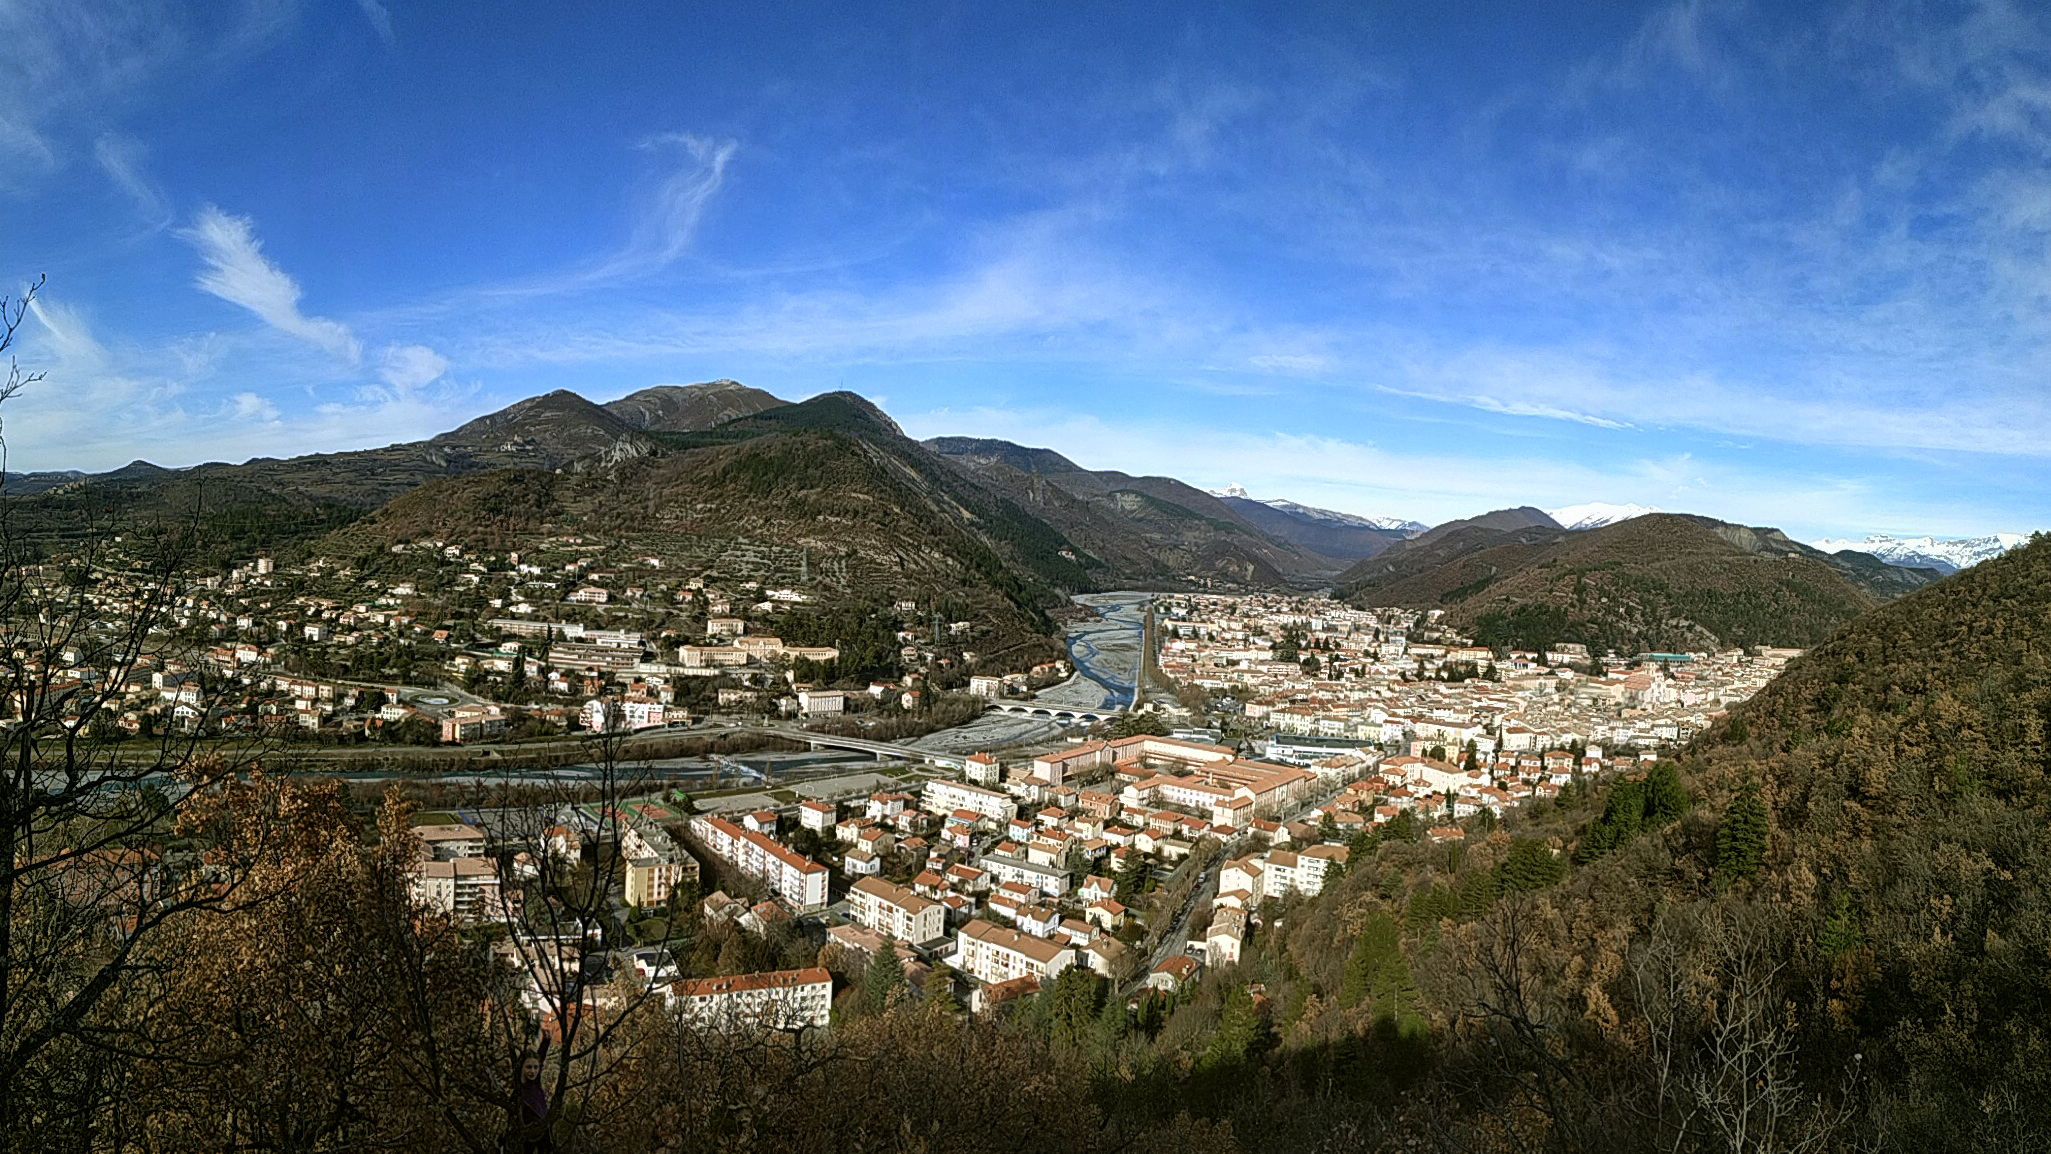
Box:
[1457, 867, 1500, 917]
[1383, 809, 1420, 843]
[1114, 852, 1151, 903]
[1339, 911, 1424, 1036]
[864, 946, 906, 1013]
[1575, 779, 1645, 863]
[923, 961, 962, 1013]
[1200, 986, 1265, 1070]
[1498, 837, 1567, 893]
[1045, 968, 1105, 1045]
[1135, 989, 1169, 1038]
[1643, 761, 1690, 826]
[1714, 778, 1769, 885]
[1091, 988, 1129, 1052]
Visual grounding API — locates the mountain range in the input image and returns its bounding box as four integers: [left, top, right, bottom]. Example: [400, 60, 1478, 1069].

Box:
[1808, 531, 2029, 574]
[0, 380, 1987, 655]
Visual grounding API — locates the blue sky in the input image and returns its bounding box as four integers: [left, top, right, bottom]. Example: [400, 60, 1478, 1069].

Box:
[3, 0, 2048, 540]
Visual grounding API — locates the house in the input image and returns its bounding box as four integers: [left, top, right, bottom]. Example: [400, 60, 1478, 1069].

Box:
[1146, 954, 1202, 993]
[964, 751, 1003, 786]
[1085, 898, 1128, 931]
[740, 900, 794, 937]
[1205, 907, 1248, 966]
[701, 891, 748, 923]
[798, 800, 837, 832]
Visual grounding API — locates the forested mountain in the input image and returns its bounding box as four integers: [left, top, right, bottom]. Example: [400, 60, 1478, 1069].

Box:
[1212, 492, 1410, 561]
[601, 379, 787, 431]
[1336, 512, 1940, 653]
[924, 436, 1349, 585]
[1637, 528, 2051, 1146]
[330, 392, 1098, 641]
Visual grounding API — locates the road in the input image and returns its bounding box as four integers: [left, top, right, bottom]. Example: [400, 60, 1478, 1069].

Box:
[1129, 853, 1224, 993]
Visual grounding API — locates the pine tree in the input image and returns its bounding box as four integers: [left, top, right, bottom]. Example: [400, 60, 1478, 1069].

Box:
[1714, 778, 1769, 885]
[1642, 761, 1690, 826]
[1114, 852, 1151, 903]
[1046, 968, 1105, 1045]
[1575, 779, 1645, 863]
[864, 946, 906, 1013]
[923, 961, 962, 1013]
[1092, 988, 1129, 1051]
[1498, 837, 1566, 893]
[1339, 911, 1424, 1036]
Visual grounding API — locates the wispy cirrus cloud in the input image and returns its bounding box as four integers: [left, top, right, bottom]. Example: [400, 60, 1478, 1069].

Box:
[93, 132, 169, 226]
[354, 0, 396, 48]
[181, 205, 364, 362]
[622, 133, 738, 271]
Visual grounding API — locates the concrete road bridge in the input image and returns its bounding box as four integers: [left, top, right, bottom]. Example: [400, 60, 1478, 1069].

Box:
[982, 701, 1125, 725]
[726, 726, 971, 771]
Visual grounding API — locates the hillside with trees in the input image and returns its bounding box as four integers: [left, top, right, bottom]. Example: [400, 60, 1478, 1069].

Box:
[1337, 512, 1938, 653]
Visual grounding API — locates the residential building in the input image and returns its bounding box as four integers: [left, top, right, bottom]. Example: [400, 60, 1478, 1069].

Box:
[690, 815, 831, 911]
[414, 822, 487, 860]
[922, 779, 1014, 823]
[955, 918, 1075, 986]
[667, 967, 833, 1032]
[848, 876, 945, 944]
[411, 857, 502, 922]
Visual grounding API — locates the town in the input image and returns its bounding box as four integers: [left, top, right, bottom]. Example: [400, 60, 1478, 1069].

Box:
[17, 531, 1806, 1030]
[22, 522, 1801, 1033]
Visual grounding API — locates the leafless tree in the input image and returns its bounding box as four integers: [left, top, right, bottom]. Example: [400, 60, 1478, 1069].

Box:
[0, 277, 275, 1153]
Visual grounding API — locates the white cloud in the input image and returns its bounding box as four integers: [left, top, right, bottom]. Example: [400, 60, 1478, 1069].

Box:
[225, 391, 279, 422]
[180, 206, 363, 363]
[355, 0, 396, 47]
[92, 132, 168, 224]
[1248, 353, 1330, 374]
[627, 133, 738, 269]
[378, 343, 450, 391]
[25, 297, 109, 371]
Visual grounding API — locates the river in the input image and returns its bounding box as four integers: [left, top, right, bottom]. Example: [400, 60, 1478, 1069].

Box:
[906, 590, 1149, 755]
[256, 592, 1155, 781]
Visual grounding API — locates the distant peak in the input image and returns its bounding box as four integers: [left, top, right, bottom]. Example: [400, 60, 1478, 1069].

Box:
[1212, 485, 1427, 533]
[1547, 502, 1662, 531]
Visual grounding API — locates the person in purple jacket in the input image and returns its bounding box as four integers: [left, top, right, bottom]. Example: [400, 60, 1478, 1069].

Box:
[509, 1037, 554, 1152]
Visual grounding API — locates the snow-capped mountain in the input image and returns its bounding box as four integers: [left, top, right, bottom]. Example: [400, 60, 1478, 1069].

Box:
[1547, 503, 1662, 531]
[1211, 486, 1426, 533]
[1809, 533, 2028, 574]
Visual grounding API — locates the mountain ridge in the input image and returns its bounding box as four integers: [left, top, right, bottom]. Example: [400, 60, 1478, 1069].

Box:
[1336, 511, 1941, 652]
